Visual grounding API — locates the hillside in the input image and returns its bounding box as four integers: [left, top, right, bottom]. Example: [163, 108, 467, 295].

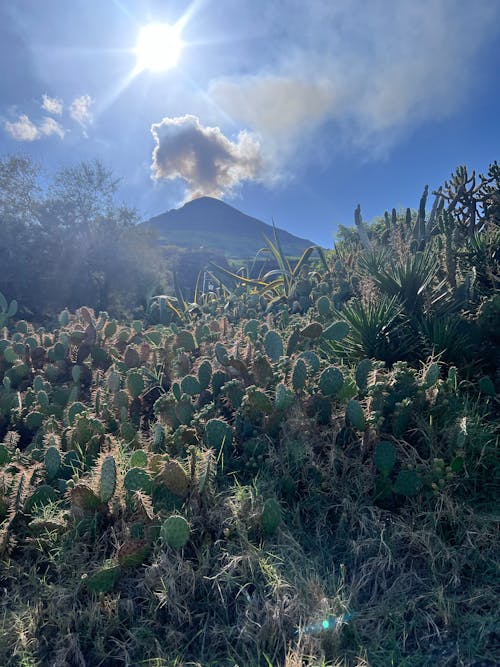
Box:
[144, 196, 316, 258]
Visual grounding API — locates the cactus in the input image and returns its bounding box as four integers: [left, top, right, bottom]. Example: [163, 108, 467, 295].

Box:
[162, 460, 189, 498]
[322, 321, 349, 342]
[175, 330, 197, 352]
[393, 469, 422, 496]
[211, 370, 227, 396]
[181, 375, 201, 396]
[292, 358, 307, 392]
[355, 358, 373, 392]
[478, 376, 495, 397]
[205, 418, 232, 450]
[67, 402, 87, 426]
[275, 383, 294, 411]
[392, 399, 412, 438]
[124, 346, 140, 368]
[345, 399, 365, 430]
[319, 367, 344, 396]
[374, 441, 396, 476]
[161, 515, 190, 549]
[104, 321, 117, 339]
[25, 411, 44, 432]
[107, 370, 121, 393]
[117, 540, 151, 568]
[44, 446, 61, 481]
[127, 371, 144, 399]
[317, 295, 332, 317]
[71, 483, 102, 512]
[197, 360, 212, 391]
[300, 351, 320, 373]
[423, 363, 440, 388]
[264, 330, 283, 362]
[215, 343, 229, 366]
[244, 319, 259, 341]
[24, 485, 58, 514]
[176, 394, 194, 425]
[300, 322, 323, 339]
[99, 455, 117, 502]
[253, 355, 274, 388]
[85, 562, 122, 593]
[124, 468, 152, 494]
[130, 450, 148, 468]
[246, 386, 273, 413]
[221, 379, 245, 409]
[261, 498, 281, 536]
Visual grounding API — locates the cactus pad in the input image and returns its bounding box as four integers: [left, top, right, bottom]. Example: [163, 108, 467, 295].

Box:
[161, 515, 190, 549]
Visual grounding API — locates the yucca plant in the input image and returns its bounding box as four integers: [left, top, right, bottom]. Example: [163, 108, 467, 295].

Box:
[418, 314, 474, 364]
[359, 247, 444, 316]
[325, 295, 417, 364]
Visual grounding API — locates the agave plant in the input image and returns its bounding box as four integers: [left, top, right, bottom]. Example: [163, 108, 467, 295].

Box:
[210, 224, 328, 305]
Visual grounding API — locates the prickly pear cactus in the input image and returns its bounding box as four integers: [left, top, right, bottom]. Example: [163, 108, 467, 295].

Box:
[319, 366, 344, 396]
[393, 469, 422, 496]
[127, 371, 144, 399]
[44, 446, 61, 481]
[275, 383, 294, 411]
[292, 358, 307, 392]
[355, 358, 372, 393]
[261, 498, 281, 536]
[161, 515, 190, 549]
[197, 360, 212, 391]
[322, 321, 349, 341]
[205, 418, 232, 449]
[176, 330, 197, 352]
[162, 460, 189, 498]
[99, 455, 117, 502]
[124, 468, 152, 494]
[85, 562, 122, 593]
[264, 330, 283, 362]
[180, 375, 201, 396]
[345, 399, 365, 430]
[374, 441, 396, 476]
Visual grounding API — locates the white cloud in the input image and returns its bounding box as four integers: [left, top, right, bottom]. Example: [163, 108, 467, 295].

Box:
[4, 114, 40, 141]
[4, 114, 66, 142]
[70, 94, 94, 126]
[39, 116, 66, 139]
[41, 94, 63, 115]
[150, 114, 263, 199]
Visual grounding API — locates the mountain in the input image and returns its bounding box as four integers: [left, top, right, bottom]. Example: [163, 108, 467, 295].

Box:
[144, 196, 316, 259]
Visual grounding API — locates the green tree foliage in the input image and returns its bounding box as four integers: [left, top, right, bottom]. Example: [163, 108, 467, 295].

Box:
[0, 155, 164, 318]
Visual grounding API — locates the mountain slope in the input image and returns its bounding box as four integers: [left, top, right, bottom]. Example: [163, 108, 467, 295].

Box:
[144, 196, 315, 258]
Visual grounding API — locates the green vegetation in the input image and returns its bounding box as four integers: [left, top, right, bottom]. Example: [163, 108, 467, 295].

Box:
[0, 160, 498, 666]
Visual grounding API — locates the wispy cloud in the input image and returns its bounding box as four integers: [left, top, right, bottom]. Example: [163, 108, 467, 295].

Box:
[4, 114, 40, 141]
[41, 94, 63, 115]
[207, 0, 499, 172]
[70, 94, 94, 126]
[150, 114, 263, 199]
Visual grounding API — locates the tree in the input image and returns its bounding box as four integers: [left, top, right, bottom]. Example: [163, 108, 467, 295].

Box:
[0, 155, 165, 318]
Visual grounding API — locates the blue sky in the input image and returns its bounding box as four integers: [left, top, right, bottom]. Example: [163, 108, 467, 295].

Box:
[1, 0, 499, 247]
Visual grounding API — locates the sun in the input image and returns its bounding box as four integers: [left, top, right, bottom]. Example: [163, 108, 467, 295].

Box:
[135, 23, 183, 72]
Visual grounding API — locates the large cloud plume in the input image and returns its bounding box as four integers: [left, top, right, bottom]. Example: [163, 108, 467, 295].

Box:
[206, 0, 499, 165]
[150, 114, 263, 199]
